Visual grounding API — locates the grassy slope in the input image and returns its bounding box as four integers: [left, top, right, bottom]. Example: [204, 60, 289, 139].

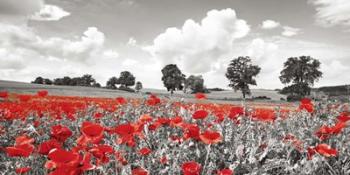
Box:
[0, 80, 288, 106]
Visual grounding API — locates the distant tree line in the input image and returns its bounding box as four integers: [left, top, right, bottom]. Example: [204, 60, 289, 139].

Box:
[32, 71, 143, 92]
[32, 55, 323, 101]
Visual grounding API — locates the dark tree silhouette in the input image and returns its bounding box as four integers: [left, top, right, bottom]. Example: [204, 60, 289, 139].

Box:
[116, 71, 135, 88]
[161, 64, 186, 94]
[43, 78, 53, 85]
[226, 56, 261, 99]
[32, 77, 44, 84]
[80, 74, 96, 86]
[185, 75, 205, 93]
[135, 81, 143, 92]
[106, 77, 118, 89]
[280, 56, 322, 97]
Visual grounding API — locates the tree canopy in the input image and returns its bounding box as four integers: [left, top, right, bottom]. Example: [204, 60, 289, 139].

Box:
[280, 56, 322, 97]
[161, 64, 186, 94]
[116, 71, 135, 88]
[226, 56, 261, 99]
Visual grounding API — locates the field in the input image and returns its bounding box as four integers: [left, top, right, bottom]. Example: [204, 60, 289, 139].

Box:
[0, 84, 349, 175]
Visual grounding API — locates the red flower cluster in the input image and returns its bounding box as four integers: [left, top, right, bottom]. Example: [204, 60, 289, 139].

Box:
[308, 144, 337, 159]
[6, 135, 35, 157]
[299, 98, 314, 113]
[192, 110, 208, 120]
[182, 161, 201, 175]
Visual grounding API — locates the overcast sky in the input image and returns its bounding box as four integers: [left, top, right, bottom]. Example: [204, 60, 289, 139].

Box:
[1, 0, 350, 89]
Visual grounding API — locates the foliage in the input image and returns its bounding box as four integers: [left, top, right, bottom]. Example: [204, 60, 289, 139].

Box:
[226, 56, 261, 99]
[106, 77, 118, 89]
[135, 81, 143, 92]
[32, 77, 44, 84]
[185, 75, 206, 93]
[116, 71, 136, 88]
[52, 75, 97, 87]
[161, 64, 186, 94]
[280, 56, 322, 96]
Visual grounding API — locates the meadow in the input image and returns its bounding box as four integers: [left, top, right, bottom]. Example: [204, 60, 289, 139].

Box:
[0, 89, 349, 175]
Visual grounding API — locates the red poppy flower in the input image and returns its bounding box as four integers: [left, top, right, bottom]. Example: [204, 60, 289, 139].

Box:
[251, 109, 276, 122]
[15, 135, 34, 146]
[6, 144, 34, 157]
[0, 91, 9, 98]
[299, 98, 314, 113]
[337, 112, 350, 123]
[192, 110, 208, 120]
[89, 144, 114, 164]
[314, 144, 337, 157]
[115, 123, 135, 135]
[38, 139, 62, 155]
[170, 116, 183, 127]
[217, 168, 233, 175]
[138, 147, 152, 156]
[15, 167, 31, 174]
[18, 95, 32, 103]
[315, 122, 346, 141]
[183, 124, 200, 140]
[116, 97, 127, 105]
[37, 90, 49, 97]
[182, 161, 201, 175]
[48, 149, 80, 164]
[81, 122, 104, 144]
[132, 167, 148, 175]
[146, 94, 161, 106]
[228, 107, 244, 120]
[195, 93, 206, 100]
[93, 112, 104, 119]
[51, 125, 73, 142]
[199, 130, 222, 144]
[114, 123, 136, 147]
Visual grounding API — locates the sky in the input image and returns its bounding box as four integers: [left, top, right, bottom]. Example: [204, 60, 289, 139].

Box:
[1, 0, 350, 89]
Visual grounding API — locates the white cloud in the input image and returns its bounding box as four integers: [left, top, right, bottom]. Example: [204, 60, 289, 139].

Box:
[282, 26, 301, 37]
[31, 4, 70, 21]
[146, 8, 250, 74]
[261, 20, 280, 29]
[0, 23, 119, 70]
[310, 0, 350, 27]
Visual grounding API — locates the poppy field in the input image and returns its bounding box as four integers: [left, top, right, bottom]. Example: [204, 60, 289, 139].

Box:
[0, 91, 349, 175]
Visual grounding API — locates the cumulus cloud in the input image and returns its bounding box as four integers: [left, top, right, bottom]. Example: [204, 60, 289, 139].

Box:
[310, 0, 350, 27]
[31, 4, 70, 21]
[0, 22, 118, 71]
[146, 8, 250, 74]
[282, 26, 301, 37]
[261, 20, 280, 29]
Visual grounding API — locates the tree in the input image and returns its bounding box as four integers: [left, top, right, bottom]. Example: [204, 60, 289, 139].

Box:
[62, 76, 72, 85]
[135, 81, 143, 92]
[185, 75, 205, 93]
[32, 77, 44, 84]
[106, 77, 118, 89]
[280, 56, 322, 97]
[80, 74, 96, 86]
[44, 78, 53, 85]
[161, 64, 186, 94]
[226, 56, 261, 99]
[116, 71, 135, 88]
